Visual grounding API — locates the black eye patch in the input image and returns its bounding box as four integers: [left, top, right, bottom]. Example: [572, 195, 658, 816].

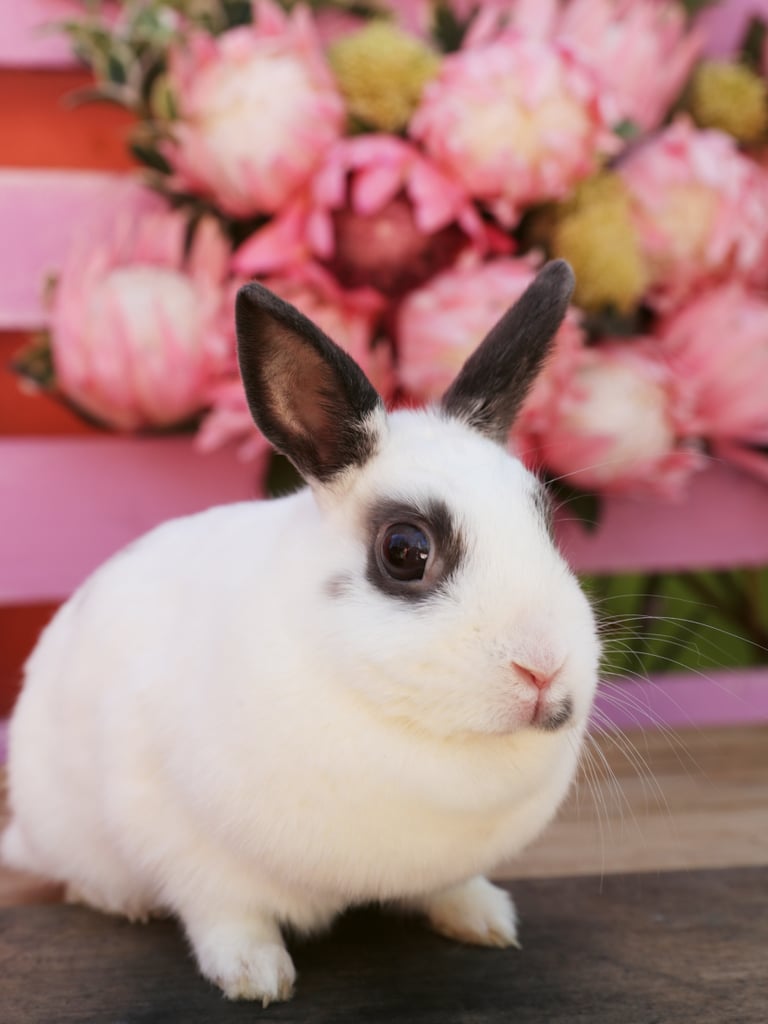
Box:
[365, 497, 466, 603]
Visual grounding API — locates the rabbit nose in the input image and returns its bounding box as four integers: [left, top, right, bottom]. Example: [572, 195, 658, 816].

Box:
[511, 661, 555, 692]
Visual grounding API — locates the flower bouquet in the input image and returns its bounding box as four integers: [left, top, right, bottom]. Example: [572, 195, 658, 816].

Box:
[11, 0, 768, 687]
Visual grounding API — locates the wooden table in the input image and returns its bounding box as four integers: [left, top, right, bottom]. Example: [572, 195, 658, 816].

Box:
[1, 866, 765, 1023]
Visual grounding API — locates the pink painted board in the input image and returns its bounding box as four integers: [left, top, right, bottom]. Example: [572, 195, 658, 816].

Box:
[0, 0, 77, 68]
[0, 170, 135, 329]
[593, 666, 768, 731]
[695, 0, 768, 59]
[557, 462, 768, 574]
[2, 441, 768, 602]
[0, 436, 259, 603]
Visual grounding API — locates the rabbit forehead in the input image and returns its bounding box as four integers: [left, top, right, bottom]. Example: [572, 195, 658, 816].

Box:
[356, 407, 543, 532]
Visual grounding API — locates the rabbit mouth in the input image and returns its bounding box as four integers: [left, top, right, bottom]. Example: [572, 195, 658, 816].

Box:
[531, 694, 575, 732]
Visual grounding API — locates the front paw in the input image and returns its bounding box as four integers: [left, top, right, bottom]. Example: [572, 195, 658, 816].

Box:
[214, 943, 296, 1005]
[187, 919, 296, 1005]
[420, 876, 520, 949]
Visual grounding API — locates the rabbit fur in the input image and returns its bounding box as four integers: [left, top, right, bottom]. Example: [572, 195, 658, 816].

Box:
[2, 260, 600, 1004]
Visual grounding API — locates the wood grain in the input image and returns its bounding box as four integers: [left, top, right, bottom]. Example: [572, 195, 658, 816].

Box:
[503, 722, 768, 879]
[0, 867, 765, 1023]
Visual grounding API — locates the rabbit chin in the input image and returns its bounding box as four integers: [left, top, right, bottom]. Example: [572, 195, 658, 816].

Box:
[361, 682, 584, 740]
[471, 692, 577, 737]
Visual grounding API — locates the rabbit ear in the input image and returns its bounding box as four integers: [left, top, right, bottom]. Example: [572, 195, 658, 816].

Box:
[236, 282, 384, 483]
[441, 260, 575, 444]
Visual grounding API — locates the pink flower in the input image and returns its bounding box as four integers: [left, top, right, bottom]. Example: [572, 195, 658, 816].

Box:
[163, 1, 343, 218]
[555, 0, 701, 133]
[410, 32, 618, 225]
[657, 282, 768, 444]
[459, 1, 700, 132]
[396, 255, 584, 416]
[233, 135, 502, 296]
[197, 265, 392, 460]
[619, 118, 768, 311]
[51, 187, 232, 432]
[521, 341, 703, 497]
[195, 377, 275, 465]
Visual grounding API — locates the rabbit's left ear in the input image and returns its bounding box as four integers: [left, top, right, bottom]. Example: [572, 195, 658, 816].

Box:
[235, 282, 384, 484]
[441, 260, 574, 444]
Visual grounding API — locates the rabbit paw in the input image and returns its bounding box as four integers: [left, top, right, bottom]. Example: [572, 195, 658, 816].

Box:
[419, 876, 520, 949]
[187, 918, 296, 1004]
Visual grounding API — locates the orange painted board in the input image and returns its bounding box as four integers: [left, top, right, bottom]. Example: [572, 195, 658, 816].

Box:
[0, 331, 98, 436]
[0, 69, 136, 171]
[0, 604, 59, 717]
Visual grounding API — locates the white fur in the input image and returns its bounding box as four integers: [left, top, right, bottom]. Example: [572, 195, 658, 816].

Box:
[2, 406, 600, 1003]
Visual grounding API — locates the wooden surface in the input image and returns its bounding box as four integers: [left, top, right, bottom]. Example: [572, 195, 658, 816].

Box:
[2, 726, 766, 1020]
[502, 722, 768, 879]
[1, 867, 766, 1023]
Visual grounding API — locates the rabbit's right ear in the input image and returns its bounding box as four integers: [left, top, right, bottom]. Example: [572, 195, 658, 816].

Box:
[236, 283, 384, 484]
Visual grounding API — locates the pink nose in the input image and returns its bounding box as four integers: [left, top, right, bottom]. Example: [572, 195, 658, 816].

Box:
[512, 662, 554, 692]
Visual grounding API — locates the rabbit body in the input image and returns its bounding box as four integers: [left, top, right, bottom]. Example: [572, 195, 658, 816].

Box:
[3, 263, 600, 1003]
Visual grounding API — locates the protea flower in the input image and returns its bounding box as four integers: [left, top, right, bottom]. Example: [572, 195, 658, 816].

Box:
[658, 282, 768, 444]
[555, 0, 701, 133]
[409, 31, 617, 226]
[619, 117, 768, 311]
[549, 172, 648, 314]
[162, 0, 344, 218]
[455, 0, 700, 134]
[328, 20, 440, 132]
[688, 59, 768, 144]
[395, 255, 584, 425]
[521, 340, 703, 497]
[50, 187, 231, 432]
[233, 135, 502, 296]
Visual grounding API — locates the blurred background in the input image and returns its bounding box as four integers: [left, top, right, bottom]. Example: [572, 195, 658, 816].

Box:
[1, 0, 768, 735]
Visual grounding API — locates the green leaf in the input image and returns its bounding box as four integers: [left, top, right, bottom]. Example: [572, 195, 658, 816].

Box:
[129, 139, 173, 174]
[220, 0, 255, 29]
[432, 0, 471, 52]
[613, 118, 641, 142]
[586, 566, 768, 680]
[681, 0, 718, 15]
[744, 17, 768, 69]
[10, 333, 56, 391]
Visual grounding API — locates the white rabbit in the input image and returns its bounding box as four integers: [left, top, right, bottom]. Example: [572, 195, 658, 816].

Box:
[2, 260, 600, 1005]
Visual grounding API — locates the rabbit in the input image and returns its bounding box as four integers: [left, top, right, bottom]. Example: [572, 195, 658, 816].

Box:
[2, 259, 600, 1005]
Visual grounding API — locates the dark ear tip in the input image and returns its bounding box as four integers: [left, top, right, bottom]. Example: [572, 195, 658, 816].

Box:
[236, 280, 274, 315]
[536, 259, 575, 303]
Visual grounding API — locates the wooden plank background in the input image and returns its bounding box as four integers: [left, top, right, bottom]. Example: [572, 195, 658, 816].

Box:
[1, 4, 767, 726]
[0, 8, 136, 711]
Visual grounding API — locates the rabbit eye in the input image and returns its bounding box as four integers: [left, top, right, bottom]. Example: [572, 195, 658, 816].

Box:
[367, 498, 463, 602]
[381, 523, 430, 581]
